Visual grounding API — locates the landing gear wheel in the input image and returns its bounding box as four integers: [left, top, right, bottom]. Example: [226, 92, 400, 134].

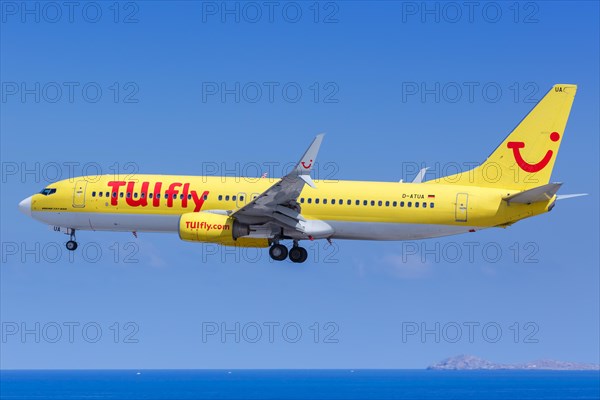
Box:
[269, 244, 288, 261]
[66, 240, 78, 251]
[289, 246, 308, 263]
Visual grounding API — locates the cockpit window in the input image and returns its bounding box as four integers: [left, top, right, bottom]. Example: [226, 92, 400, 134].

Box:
[39, 188, 57, 196]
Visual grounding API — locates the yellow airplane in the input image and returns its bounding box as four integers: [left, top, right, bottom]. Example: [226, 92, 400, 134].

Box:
[19, 84, 585, 263]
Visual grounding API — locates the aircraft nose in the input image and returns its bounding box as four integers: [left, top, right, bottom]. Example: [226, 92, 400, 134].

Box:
[19, 196, 32, 217]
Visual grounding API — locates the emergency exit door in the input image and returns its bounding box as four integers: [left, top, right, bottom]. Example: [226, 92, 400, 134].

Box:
[455, 193, 468, 222]
[73, 180, 87, 208]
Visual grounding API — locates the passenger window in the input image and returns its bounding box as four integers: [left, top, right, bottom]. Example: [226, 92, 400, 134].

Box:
[323, 199, 328, 204]
[232, 195, 237, 201]
[113, 192, 117, 198]
[385, 201, 389, 207]
[307, 198, 312, 204]
[141, 193, 146, 198]
[157, 194, 161, 199]
[347, 200, 351, 205]
[408, 202, 412, 207]
[218, 195, 223, 201]
[225, 195, 230, 201]
[149, 193, 153, 199]
[393, 201, 397, 207]
[371, 200, 375, 206]
[188, 194, 192, 200]
[315, 198, 320, 204]
[378, 200, 382, 206]
[120, 193, 124, 198]
[134, 193, 138, 198]
[92, 191, 96, 197]
[363, 200, 368, 206]
[300, 198, 305, 203]
[203, 194, 208, 200]
[99, 192, 103, 197]
[180, 194, 184, 200]
[430, 202, 435, 208]
[415, 202, 419, 208]
[239, 196, 243, 201]
[173, 194, 177, 199]
[105, 192, 109, 197]
[356, 200, 360, 206]
[126, 192, 131, 198]
[400, 201, 405, 207]
[423, 202, 427, 208]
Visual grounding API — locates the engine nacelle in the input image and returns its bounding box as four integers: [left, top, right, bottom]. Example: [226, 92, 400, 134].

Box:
[178, 212, 268, 248]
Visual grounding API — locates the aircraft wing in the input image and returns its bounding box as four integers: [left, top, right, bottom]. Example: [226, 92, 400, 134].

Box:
[230, 134, 324, 232]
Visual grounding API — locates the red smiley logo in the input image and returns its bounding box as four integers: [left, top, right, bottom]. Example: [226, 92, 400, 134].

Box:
[301, 159, 313, 169]
[507, 132, 560, 172]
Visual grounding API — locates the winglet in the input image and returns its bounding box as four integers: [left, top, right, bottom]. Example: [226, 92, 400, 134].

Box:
[293, 134, 324, 176]
[412, 167, 429, 183]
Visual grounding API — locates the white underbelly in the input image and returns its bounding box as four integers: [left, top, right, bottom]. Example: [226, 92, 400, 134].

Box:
[32, 211, 478, 240]
[326, 220, 477, 240]
[32, 211, 179, 232]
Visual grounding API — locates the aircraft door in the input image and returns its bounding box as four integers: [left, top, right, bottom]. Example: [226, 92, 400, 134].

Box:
[73, 180, 87, 208]
[455, 193, 468, 222]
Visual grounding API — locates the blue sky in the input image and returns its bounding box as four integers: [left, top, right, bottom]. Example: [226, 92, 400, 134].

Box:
[1, 1, 598, 369]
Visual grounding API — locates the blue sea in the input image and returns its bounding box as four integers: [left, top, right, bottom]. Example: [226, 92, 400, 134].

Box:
[0, 370, 598, 400]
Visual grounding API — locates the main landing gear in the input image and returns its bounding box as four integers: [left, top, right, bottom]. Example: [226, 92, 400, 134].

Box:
[66, 229, 78, 251]
[288, 245, 308, 263]
[269, 241, 308, 263]
[269, 243, 288, 261]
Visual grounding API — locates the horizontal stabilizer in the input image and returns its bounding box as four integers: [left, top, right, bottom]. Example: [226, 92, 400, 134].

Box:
[503, 183, 562, 204]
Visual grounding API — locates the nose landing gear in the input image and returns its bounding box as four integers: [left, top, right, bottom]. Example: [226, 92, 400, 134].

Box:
[66, 230, 78, 251]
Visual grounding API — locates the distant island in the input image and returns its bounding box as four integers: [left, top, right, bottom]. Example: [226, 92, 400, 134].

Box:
[428, 355, 600, 371]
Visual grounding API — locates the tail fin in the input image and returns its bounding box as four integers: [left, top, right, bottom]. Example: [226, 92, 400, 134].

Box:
[442, 84, 577, 190]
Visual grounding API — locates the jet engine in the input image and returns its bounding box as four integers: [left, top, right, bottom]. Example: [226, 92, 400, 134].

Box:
[178, 212, 268, 247]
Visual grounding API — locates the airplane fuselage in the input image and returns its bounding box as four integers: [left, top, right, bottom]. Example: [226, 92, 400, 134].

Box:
[22, 174, 551, 241]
